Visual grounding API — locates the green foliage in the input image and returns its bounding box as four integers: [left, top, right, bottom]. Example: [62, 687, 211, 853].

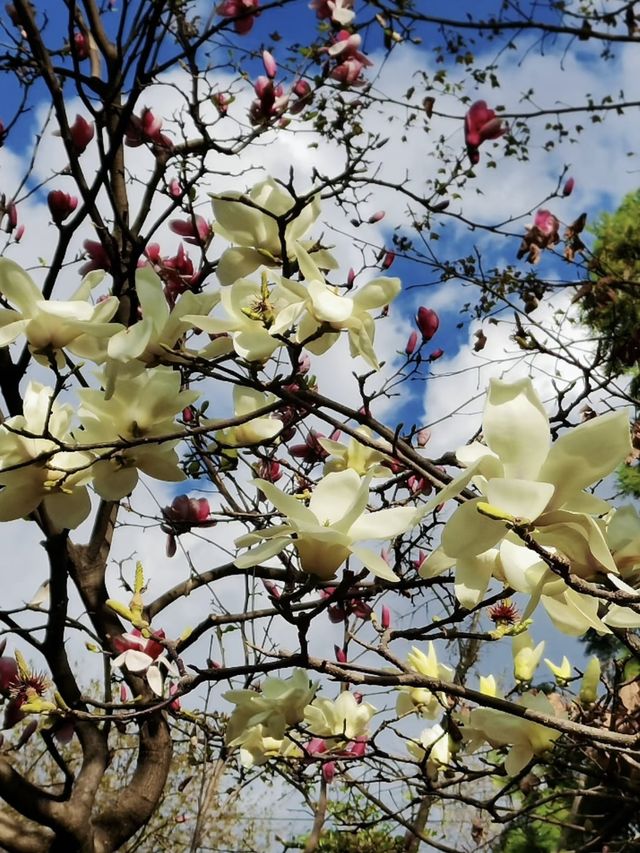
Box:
[295, 792, 405, 852]
[577, 188, 640, 381]
[493, 797, 568, 853]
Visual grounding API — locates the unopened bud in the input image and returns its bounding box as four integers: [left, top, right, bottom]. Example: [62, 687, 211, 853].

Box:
[368, 210, 385, 224]
[381, 605, 391, 629]
[416, 307, 439, 341]
[334, 645, 347, 663]
[405, 330, 418, 355]
[563, 176, 575, 197]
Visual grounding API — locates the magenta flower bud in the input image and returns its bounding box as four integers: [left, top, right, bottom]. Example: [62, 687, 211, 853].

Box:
[48, 190, 78, 225]
[381, 605, 391, 629]
[322, 761, 336, 783]
[563, 177, 575, 197]
[368, 210, 385, 224]
[73, 31, 89, 60]
[429, 347, 444, 362]
[353, 691, 363, 704]
[263, 580, 281, 599]
[169, 179, 183, 198]
[334, 645, 348, 663]
[182, 406, 194, 422]
[262, 50, 277, 79]
[14, 224, 24, 242]
[416, 307, 439, 341]
[120, 684, 129, 703]
[6, 201, 17, 230]
[405, 330, 418, 356]
[327, 605, 347, 623]
[381, 250, 395, 270]
[346, 267, 356, 289]
[68, 115, 94, 155]
[0, 658, 18, 694]
[534, 209, 559, 238]
[292, 79, 311, 98]
[306, 737, 327, 756]
[169, 215, 210, 245]
[349, 737, 368, 757]
[414, 550, 426, 570]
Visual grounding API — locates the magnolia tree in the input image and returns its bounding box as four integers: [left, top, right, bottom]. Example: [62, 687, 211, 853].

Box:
[0, 1, 638, 852]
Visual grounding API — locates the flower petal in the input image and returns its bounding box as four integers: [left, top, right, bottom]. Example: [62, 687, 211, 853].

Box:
[483, 378, 550, 480]
[349, 545, 398, 583]
[484, 478, 555, 521]
[234, 536, 290, 569]
[349, 506, 417, 541]
[454, 550, 497, 608]
[441, 498, 507, 559]
[539, 410, 631, 510]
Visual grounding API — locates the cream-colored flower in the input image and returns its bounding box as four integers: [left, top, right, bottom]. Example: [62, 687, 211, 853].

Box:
[407, 723, 453, 779]
[0, 259, 121, 367]
[304, 691, 376, 744]
[512, 632, 545, 684]
[235, 468, 417, 581]
[464, 692, 564, 776]
[396, 643, 453, 719]
[420, 378, 630, 608]
[185, 275, 292, 362]
[318, 427, 390, 477]
[212, 177, 337, 286]
[224, 669, 316, 747]
[0, 382, 93, 528]
[544, 656, 572, 685]
[215, 386, 281, 447]
[77, 366, 198, 499]
[107, 267, 219, 365]
[272, 275, 401, 370]
[579, 656, 601, 704]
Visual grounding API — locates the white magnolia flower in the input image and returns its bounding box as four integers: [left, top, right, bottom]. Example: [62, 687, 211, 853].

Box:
[407, 723, 453, 779]
[0, 382, 93, 528]
[212, 178, 337, 286]
[420, 378, 630, 607]
[107, 267, 219, 365]
[77, 366, 198, 499]
[235, 725, 299, 768]
[396, 643, 454, 720]
[0, 259, 121, 367]
[512, 632, 545, 684]
[272, 275, 402, 370]
[235, 468, 418, 581]
[224, 670, 316, 746]
[318, 427, 390, 477]
[215, 386, 281, 447]
[464, 692, 564, 776]
[304, 691, 376, 743]
[185, 275, 293, 362]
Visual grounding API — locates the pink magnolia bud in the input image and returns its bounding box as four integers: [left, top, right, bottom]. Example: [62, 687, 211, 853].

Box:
[322, 761, 336, 783]
[169, 215, 210, 245]
[73, 31, 89, 60]
[0, 658, 18, 694]
[258, 459, 282, 482]
[263, 580, 281, 599]
[182, 405, 194, 422]
[381, 250, 395, 270]
[346, 267, 356, 289]
[353, 692, 363, 704]
[169, 683, 181, 712]
[334, 645, 347, 663]
[68, 115, 95, 155]
[348, 737, 368, 757]
[413, 550, 427, 570]
[48, 190, 78, 225]
[262, 50, 277, 79]
[534, 209, 559, 238]
[405, 330, 418, 356]
[13, 224, 24, 242]
[563, 177, 575, 197]
[381, 605, 391, 629]
[298, 353, 311, 375]
[169, 179, 183, 198]
[417, 428, 431, 447]
[429, 348, 444, 362]
[120, 684, 129, 703]
[368, 210, 385, 224]
[306, 737, 327, 756]
[292, 79, 311, 98]
[416, 307, 439, 341]
[6, 201, 17, 230]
